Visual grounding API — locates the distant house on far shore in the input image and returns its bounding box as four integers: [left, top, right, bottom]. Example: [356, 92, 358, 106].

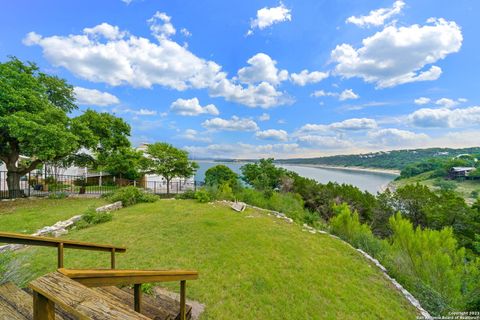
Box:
[448, 167, 476, 179]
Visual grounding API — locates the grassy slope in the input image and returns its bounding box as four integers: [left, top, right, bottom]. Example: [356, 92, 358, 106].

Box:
[5, 200, 417, 319]
[392, 171, 480, 203]
[0, 198, 106, 233]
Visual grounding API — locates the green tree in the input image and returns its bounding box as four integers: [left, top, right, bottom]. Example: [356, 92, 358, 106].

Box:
[97, 147, 145, 180]
[143, 142, 198, 194]
[0, 57, 130, 196]
[241, 158, 286, 192]
[204, 164, 239, 189]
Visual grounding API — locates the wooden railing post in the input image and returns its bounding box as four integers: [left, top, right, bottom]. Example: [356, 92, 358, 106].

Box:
[134, 283, 142, 313]
[33, 291, 55, 320]
[110, 248, 116, 269]
[57, 242, 64, 268]
[180, 280, 186, 320]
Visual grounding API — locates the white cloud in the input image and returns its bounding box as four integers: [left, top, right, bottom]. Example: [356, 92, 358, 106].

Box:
[210, 79, 292, 109]
[136, 108, 157, 116]
[247, 2, 292, 35]
[24, 18, 290, 109]
[73, 87, 120, 106]
[170, 97, 219, 116]
[409, 106, 480, 128]
[339, 89, 359, 101]
[331, 18, 463, 88]
[346, 1, 405, 27]
[298, 118, 377, 133]
[202, 116, 259, 132]
[311, 90, 336, 98]
[297, 135, 352, 149]
[148, 11, 176, 40]
[180, 28, 191, 37]
[121, 0, 133, 4]
[435, 98, 459, 108]
[237, 53, 288, 86]
[291, 69, 329, 86]
[259, 113, 270, 121]
[256, 129, 288, 141]
[181, 129, 211, 142]
[414, 97, 431, 105]
[84, 23, 126, 40]
[184, 142, 300, 158]
[368, 128, 429, 146]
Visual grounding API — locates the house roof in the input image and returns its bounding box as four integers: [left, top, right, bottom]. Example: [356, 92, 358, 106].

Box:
[451, 167, 476, 172]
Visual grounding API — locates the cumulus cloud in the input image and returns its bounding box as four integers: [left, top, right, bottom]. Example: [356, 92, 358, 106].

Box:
[181, 129, 211, 142]
[170, 97, 219, 116]
[346, 1, 405, 27]
[368, 128, 428, 146]
[339, 89, 359, 101]
[237, 53, 288, 86]
[435, 98, 459, 108]
[136, 108, 157, 116]
[184, 142, 299, 158]
[256, 129, 288, 141]
[210, 79, 292, 109]
[24, 15, 290, 109]
[296, 135, 352, 149]
[331, 18, 463, 88]
[290, 70, 329, 86]
[247, 2, 292, 35]
[259, 113, 270, 121]
[202, 116, 259, 132]
[73, 87, 120, 106]
[297, 118, 377, 133]
[409, 106, 480, 128]
[414, 97, 431, 105]
[311, 90, 336, 98]
[148, 11, 176, 40]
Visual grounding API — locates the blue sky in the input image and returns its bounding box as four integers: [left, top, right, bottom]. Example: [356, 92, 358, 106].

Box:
[1, 0, 479, 159]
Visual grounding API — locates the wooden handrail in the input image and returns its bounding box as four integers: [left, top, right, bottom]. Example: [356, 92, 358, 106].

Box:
[0, 231, 126, 268]
[59, 268, 199, 319]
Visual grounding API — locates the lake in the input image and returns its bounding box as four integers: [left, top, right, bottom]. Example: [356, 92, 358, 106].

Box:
[194, 161, 398, 194]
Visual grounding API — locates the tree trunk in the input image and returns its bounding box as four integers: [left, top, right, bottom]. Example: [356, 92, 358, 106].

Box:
[6, 170, 23, 198]
[166, 178, 170, 195]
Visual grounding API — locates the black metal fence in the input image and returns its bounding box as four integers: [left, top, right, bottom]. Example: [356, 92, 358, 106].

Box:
[0, 171, 202, 199]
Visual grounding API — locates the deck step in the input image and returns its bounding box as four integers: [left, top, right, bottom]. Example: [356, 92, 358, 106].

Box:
[94, 286, 192, 320]
[0, 282, 76, 320]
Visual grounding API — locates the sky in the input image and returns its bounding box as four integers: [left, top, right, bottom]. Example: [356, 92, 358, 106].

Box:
[1, 0, 479, 159]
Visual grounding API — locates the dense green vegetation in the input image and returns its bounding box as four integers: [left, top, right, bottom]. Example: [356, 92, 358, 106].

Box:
[194, 160, 480, 316]
[1, 200, 418, 319]
[276, 147, 480, 170]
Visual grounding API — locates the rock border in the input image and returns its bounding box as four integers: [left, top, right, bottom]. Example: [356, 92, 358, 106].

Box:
[217, 200, 432, 319]
[0, 201, 122, 253]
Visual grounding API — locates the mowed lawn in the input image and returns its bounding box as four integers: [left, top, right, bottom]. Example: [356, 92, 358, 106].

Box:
[0, 197, 106, 233]
[4, 199, 417, 319]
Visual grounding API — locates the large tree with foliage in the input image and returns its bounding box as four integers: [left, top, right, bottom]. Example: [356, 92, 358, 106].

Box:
[97, 147, 145, 180]
[204, 164, 239, 190]
[142, 142, 198, 194]
[241, 158, 287, 192]
[0, 57, 131, 196]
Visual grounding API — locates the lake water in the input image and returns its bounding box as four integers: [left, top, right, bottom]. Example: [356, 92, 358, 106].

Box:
[194, 161, 398, 194]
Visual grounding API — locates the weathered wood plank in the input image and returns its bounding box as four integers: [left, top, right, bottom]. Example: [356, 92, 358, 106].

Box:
[94, 287, 176, 320]
[33, 291, 55, 320]
[29, 272, 150, 320]
[0, 296, 28, 320]
[58, 269, 198, 287]
[0, 231, 126, 252]
[0, 282, 33, 319]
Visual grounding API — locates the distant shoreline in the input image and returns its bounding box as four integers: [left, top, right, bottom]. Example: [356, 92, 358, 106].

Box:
[281, 164, 401, 176]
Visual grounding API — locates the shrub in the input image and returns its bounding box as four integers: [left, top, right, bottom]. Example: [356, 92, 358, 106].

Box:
[75, 209, 113, 230]
[195, 188, 212, 203]
[48, 192, 68, 199]
[175, 190, 196, 199]
[433, 179, 457, 191]
[385, 213, 465, 313]
[330, 204, 385, 258]
[107, 186, 158, 207]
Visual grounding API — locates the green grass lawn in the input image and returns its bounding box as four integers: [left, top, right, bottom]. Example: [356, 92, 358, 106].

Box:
[0, 197, 106, 233]
[3, 199, 418, 319]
